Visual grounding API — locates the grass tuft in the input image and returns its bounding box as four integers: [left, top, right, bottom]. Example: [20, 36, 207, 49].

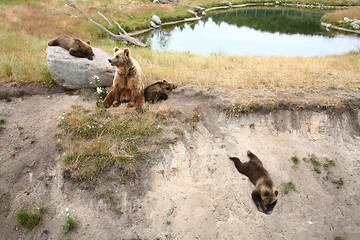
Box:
[16, 210, 41, 230]
[284, 179, 296, 194]
[62, 216, 77, 233]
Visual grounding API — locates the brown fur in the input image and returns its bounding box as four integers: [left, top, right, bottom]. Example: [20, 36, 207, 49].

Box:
[145, 80, 177, 103]
[103, 48, 146, 110]
[48, 35, 94, 60]
[229, 150, 278, 214]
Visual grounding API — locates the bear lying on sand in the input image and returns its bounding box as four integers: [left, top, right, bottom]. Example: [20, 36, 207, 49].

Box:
[145, 80, 177, 103]
[103, 48, 146, 110]
[229, 150, 278, 214]
[48, 35, 94, 60]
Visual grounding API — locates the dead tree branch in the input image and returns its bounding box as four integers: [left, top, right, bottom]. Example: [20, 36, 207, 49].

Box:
[113, 20, 128, 35]
[66, 0, 146, 47]
[97, 11, 112, 27]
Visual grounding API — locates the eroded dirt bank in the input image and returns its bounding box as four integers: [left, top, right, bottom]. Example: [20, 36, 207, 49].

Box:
[0, 88, 359, 240]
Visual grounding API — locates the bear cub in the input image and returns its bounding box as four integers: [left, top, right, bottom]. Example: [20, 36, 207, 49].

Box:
[145, 80, 177, 103]
[229, 150, 278, 214]
[48, 35, 94, 60]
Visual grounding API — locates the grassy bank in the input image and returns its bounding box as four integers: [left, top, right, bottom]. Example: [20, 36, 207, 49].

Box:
[322, 7, 360, 29]
[0, 0, 359, 92]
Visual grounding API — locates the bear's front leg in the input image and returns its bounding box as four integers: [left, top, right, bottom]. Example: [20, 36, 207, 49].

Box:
[112, 85, 122, 107]
[69, 49, 86, 58]
[103, 90, 115, 108]
[127, 89, 136, 108]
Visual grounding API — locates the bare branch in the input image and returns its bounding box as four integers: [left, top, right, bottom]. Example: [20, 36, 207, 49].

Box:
[113, 20, 128, 35]
[66, 0, 146, 47]
[64, 11, 79, 19]
[97, 11, 112, 27]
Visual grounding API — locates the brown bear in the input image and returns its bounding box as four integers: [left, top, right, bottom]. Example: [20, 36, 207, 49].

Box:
[103, 47, 146, 110]
[144, 80, 177, 103]
[48, 35, 94, 60]
[229, 150, 278, 214]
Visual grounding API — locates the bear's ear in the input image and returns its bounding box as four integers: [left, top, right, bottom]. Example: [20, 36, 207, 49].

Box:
[124, 48, 130, 57]
[87, 41, 91, 45]
[114, 47, 120, 52]
[275, 190, 279, 196]
[162, 80, 168, 83]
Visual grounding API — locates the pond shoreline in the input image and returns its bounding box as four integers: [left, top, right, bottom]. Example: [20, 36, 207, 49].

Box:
[130, 2, 355, 37]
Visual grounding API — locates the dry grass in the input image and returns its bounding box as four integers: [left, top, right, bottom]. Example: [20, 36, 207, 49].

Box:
[322, 6, 360, 23]
[133, 48, 360, 93]
[0, 0, 359, 93]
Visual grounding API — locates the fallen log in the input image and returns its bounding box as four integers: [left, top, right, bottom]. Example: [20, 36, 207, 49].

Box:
[66, 0, 146, 47]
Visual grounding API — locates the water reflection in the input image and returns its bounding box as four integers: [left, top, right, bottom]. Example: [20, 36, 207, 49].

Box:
[138, 7, 360, 57]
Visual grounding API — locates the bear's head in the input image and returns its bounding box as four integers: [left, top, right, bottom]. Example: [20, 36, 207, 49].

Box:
[108, 47, 131, 68]
[78, 40, 95, 57]
[162, 80, 177, 92]
[261, 188, 278, 206]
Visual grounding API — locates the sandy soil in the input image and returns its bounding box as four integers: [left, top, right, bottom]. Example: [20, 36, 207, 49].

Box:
[0, 85, 359, 240]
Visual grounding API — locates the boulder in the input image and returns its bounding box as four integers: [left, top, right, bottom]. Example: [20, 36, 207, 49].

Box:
[151, 15, 162, 25]
[46, 46, 115, 90]
[353, 24, 359, 30]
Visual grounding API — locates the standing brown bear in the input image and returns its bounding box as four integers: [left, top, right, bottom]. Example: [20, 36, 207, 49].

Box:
[103, 47, 146, 110]
[48, 35, 94, 60]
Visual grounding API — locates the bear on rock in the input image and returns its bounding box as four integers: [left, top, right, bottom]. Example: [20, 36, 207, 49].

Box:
[48, 35, 94, 60]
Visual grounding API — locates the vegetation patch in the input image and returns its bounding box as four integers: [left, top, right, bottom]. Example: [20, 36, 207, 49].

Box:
[298, 154, 344, 188]
[62, 216, 77, 233]
[217, 99, 277, 116]
[0, 119, 5, 132]
[321, 7, 360, 30]
[16, 209, 42, 231]
[283, 179, 296, 194]
[291, 155, 300, 169]
[59, 105, 164, 182]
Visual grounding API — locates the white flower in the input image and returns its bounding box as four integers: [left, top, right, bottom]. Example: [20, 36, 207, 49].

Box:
[97, 88, 103, 94]
[65, 208, 69, 212]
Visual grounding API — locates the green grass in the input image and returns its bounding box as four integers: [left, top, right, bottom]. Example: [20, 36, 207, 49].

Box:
[62, 216, 77, 233]
[291, 155, 300, 169]
[284, 179, 296, 194]
[0, 119, 5, 132]
[16, 210, 41, 230]
[314, 167, 321, 174]
[291, 156, 299, 165]
[309, 154, 321, 166]
[337, 177, 344, 188]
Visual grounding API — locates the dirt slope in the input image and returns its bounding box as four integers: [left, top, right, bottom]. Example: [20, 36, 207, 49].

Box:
[0, 87, 359, 240]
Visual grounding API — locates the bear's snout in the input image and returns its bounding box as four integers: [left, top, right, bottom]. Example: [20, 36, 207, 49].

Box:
[108, 59, 112, 63]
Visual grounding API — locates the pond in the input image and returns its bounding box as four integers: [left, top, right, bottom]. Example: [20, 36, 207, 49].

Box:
[138, 7, 360, 57]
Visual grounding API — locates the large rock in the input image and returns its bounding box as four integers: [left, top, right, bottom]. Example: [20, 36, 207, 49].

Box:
[151, 15, 162, 25]
[46, 46, 115, 89]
